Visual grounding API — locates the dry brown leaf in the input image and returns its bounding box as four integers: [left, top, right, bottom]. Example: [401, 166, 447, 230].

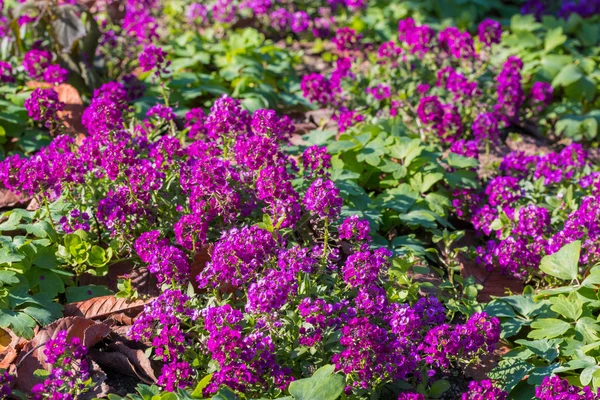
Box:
[0, 327, 19, 369]
[129, 267, 160, 297]
[15, 317, 110, 393]
[64, 296, 148, 322]
[0, 187, 29, 210]
[110, 341, 156, 383]
[54, 84, 86, 137]
[191, 245, 213, 291]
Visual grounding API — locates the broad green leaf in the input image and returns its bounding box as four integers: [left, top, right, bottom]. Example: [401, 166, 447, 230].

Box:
[289, 365, 344, 400]
[399, 210, 437, 229]
[445, 152, 478, 169]
[582, 366, 600, 386]
[552, 64, 583, 87]
[0, 270, 19, 285]
[539, 241, 580, 281]
[549, 295, 583, 320]
[489, 358, 533, 393]
[544, 27, 567, 51]
[429, 380, 450, 398]
[576, 317, 600, 344]
[22, 302, 63, 326]
[410, 172, 444, 193]
[66, 285, 113, 303]
[191, 374, 213, 397]
[0, 310, 36, 339]
[514, 339, 559, 362]
[211, 387, 237, 400]
[528, 318, 571, 339]
[33, 246, 59, 269]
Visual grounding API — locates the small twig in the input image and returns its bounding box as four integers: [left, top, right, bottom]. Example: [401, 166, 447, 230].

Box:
[15, 342, 46, 371]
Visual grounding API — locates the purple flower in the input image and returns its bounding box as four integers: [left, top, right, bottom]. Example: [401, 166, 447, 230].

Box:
[332, 27, 362, 52]
[303, 178, 343, 219]
[302, 145, 331, 176]
[139, 45, 170, 75]
[342, 247, 392, 287]
[301, 73, 338, 106]
[531, 81, 554, 107]
[536, 375, 600, 399]
[24, 88, 65, 130]
[147, 104, 176, 121]
[417, 96, 443, 124]
[462, 380, 507, 399]
[478, 19, 502, 46]
[472, 112, 500, 143]
[0, 61, 14, 83]
[339, 215, 370, 243]
[23, 49, 51, 79]
[290, 11, 309, 33]
[43, 64, 69, 84]
[196, 226, 278, 288]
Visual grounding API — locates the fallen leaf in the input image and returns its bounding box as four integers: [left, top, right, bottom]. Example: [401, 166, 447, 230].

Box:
[15, 317, 110, 392]
[64, 295, 148, 322]
[0, 187, 29, 210]
[0, 327, 18, 369]
[54, 84, 86, 138]
[89, 341, 156, 384]
[191, 245, 214, 292]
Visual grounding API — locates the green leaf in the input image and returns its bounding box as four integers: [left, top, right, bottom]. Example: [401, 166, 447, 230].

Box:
[0, 270, 19, 285]
[33, 246, 59, 269]
[22, 302, 63, 326]
[549, 295, 583, 320]
[52, 5, 87, 51]
[445, 152, 478, 169]
[582, 366, 600, 386]
[399, 210, 437, 229]
[489, 358, 533, 393]
[544, 27, 567, 51]
[582, 268, 600, 288]
[89, 245, 112, 267]
[289, 365, 344, 400]
[210, 387, 237, 400]
[410, 172, 444, 193]
[528, 318, 571, 339]
[0, 310, 36, 339]
[514, 339, 559, 362]
[376, 185, 418, 213]
[65, 285, 113, 303]
[428, 380, 450, 398]
[190, 374, 213, 398]
[539, 241, 580, 281]
[33, 369, 51, 378]
[552, 64, 583, 87]
[575, 317, 600, 344]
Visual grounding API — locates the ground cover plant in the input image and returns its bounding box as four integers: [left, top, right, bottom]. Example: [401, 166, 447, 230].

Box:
[0, 1, 600, 400]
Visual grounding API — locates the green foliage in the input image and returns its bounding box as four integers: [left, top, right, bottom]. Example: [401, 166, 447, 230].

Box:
[301, 119, 477, 259]
[0, 205, 113, 338]
[501, 14, 600, 140]
[486, 242, 600, 397]
[108, 366, 345, 400]
[150, 29, 308, 113]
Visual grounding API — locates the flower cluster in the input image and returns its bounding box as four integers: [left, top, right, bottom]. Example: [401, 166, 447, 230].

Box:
[31, 330, 91, 399]
[186, 0, 366, 37]
[301, 17, 553, 151]
[536, 375, 600, 399]
[464, 143, 600, 278]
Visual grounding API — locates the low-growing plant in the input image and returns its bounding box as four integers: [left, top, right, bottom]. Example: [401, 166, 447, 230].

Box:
[486, 241, 600, 398]
[301, 18, 553, 153]
[463, 143, 600, 283]
[500, 13, 600, 141]
[0, 47, 502, 399]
